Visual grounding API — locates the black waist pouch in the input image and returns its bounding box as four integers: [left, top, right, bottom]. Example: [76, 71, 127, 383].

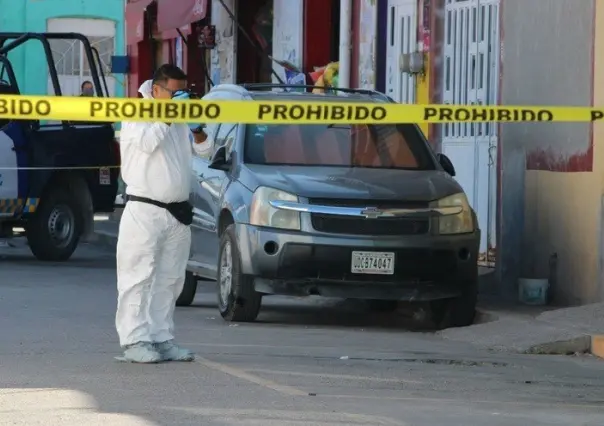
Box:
[128, 195, 193, 226]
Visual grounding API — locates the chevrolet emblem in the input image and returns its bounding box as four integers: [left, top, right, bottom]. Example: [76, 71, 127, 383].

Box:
[360, 207, 383, 219]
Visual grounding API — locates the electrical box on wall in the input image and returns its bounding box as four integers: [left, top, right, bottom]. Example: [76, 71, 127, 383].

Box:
[400, 52, 425, 75]
[111, 56, 130, 74]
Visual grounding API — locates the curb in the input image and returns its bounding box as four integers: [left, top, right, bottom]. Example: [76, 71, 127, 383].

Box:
[525, 335, 604, 358]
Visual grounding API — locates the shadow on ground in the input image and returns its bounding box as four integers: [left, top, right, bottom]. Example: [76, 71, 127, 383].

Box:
[184, 280, 440, 332]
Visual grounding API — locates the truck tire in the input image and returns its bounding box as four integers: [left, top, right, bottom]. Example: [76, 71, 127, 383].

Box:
[217, 224, 262, 322]
[431, 277, 478, 329]
[176, 271, 198, 307]
[26, 186, 82, 261]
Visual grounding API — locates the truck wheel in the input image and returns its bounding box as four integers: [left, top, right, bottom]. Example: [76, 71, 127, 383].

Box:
[176, 271, 198, 307]
[26, 186, 82, 261]
[217, 224, 262, 322]
[431, 277, 478, 329]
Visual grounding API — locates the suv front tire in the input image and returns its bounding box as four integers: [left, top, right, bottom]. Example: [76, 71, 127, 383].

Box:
[431, 277, 478, 329]
[217, 224, 262, 322]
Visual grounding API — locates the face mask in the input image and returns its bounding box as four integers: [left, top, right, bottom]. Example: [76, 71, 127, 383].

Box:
[82, 88, 94, 96]
[172, 90, 190, 100]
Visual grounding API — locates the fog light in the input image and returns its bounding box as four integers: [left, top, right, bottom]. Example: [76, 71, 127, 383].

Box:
[264, 241, 279, 255]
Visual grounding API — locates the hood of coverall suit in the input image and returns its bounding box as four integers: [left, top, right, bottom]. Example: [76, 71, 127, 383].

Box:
[138, 79, 154, 99]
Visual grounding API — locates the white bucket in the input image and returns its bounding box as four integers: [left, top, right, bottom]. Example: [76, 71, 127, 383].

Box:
[518, 278, 549, 305]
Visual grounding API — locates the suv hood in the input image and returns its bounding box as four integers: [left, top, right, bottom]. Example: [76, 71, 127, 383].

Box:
[241, 165, 463, 202]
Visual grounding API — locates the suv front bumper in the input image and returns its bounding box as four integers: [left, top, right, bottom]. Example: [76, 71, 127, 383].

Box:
[235, 223, 480, 302]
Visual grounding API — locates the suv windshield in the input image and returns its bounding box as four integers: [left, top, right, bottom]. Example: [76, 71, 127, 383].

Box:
[243, 123, 436, 170]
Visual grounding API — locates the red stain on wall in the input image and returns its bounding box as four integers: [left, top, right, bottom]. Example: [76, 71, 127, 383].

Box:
[526, 0, 596, 173]
[526, 146, 594, 172]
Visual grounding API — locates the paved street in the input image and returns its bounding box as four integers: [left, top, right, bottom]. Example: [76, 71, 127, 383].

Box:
[2, 239, 604, 426]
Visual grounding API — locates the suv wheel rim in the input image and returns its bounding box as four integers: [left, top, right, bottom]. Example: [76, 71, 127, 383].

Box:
[219, 241, 233, 306]
[47, 205, 74, 249]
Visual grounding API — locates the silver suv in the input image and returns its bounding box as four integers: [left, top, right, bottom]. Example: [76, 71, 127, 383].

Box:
[177, 84, 480, 329]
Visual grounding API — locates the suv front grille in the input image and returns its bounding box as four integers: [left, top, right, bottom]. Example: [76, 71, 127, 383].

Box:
[308, 199, 430, 236]
[276, 246, 457, 282]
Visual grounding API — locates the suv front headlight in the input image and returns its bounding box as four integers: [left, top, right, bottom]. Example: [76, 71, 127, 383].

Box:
[431, 192, 474, 235]
[250, 186, 301, 230]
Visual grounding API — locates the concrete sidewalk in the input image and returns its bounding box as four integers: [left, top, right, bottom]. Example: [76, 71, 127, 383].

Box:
[440, 301, 604, 356]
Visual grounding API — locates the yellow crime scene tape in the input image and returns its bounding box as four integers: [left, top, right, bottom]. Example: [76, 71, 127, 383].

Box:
[2, 94, 604, 124]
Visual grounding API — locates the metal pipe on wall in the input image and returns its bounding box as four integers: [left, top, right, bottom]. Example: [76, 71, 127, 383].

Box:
[338, 0, 352, 89]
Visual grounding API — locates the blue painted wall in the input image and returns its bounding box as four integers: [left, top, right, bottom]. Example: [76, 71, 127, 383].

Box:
[0, 0, 125, 96]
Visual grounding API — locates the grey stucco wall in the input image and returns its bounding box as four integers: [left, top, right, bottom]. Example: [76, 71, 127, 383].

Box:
[500, 0, 592, 158]
[498, 0, 594, 295]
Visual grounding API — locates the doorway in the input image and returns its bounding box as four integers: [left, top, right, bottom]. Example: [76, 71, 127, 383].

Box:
[47, 18, 116, 97]
[330, 0, 341, 62]
[385, 0, 418, 104]
[236, 0, 273, 84]
[440, 0, 500, 265]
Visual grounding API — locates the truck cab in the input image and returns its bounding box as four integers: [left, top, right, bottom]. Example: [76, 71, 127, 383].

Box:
[0, 32, 120, 261]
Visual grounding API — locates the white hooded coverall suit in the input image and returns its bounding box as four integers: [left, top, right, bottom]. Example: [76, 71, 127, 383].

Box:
[115, 80, 193, 348]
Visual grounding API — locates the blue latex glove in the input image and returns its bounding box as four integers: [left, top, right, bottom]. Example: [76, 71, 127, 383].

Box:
[171, 90, 200, 130]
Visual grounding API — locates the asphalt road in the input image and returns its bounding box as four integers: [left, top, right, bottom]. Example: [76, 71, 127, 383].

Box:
[2, 239, 604, 426]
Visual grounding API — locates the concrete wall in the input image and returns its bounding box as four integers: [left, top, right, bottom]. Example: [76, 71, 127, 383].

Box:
[0, 0, 126, 96]
[209, 0, 303, 85]
[272, 0, 304, 82]
[594, 0, 604, 303]
[357, 0, 377, 90]
[499, 0, 599, 304]
[210, 0, 236, 84]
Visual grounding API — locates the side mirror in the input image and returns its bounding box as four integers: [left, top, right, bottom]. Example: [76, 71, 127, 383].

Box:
[208, 145, 230, 171]
[436, 153, 456, 177]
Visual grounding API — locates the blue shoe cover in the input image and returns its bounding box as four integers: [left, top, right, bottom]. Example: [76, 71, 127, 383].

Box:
[155, 340, 195, 362]
[116, 342, 162, 363]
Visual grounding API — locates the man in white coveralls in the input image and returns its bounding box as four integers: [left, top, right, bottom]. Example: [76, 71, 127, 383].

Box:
[115, 64, 211, 363]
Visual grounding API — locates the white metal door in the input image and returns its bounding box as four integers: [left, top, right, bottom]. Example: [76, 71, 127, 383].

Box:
[47, 19, 116, 97]
[386, 0, 417, 104]
[441, 0, 499, 262]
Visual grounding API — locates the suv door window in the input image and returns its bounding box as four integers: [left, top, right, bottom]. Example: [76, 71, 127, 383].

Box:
[213, 123, 238, 157]
[197, 90, 243, 160]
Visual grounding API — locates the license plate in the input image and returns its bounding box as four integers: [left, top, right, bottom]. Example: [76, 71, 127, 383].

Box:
[351, 251, 395, 275]
[99, 167, 110, 185]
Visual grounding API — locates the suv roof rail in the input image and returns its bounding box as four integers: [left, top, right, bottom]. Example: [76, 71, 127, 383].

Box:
[240, 83, 392, 102]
